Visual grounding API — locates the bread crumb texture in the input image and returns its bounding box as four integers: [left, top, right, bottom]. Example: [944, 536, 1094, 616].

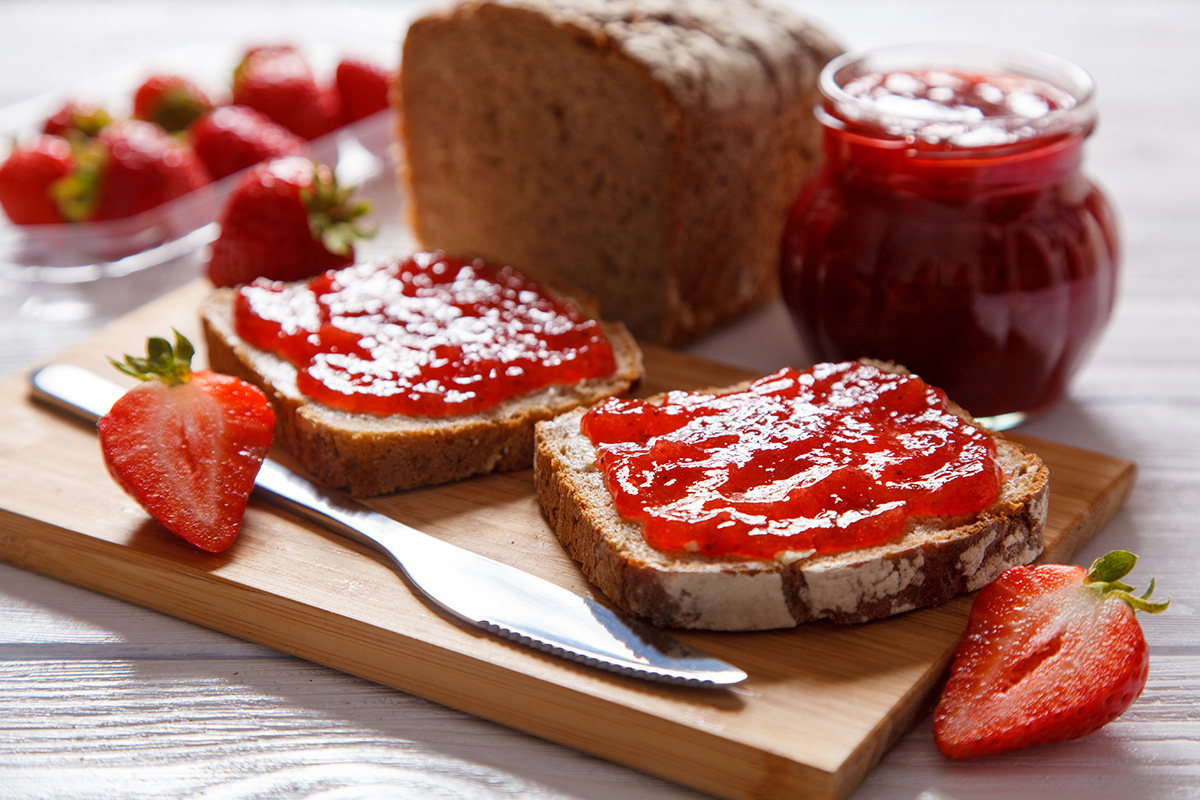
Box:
[801, 555, 926, 617]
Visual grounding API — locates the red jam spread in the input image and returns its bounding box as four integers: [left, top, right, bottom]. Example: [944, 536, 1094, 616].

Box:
[779, 50, 1119, 423]
[580, 362, 1001, 560]
[233, 252, 617, 417]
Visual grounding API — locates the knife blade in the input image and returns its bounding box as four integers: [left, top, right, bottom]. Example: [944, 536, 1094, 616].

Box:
[29, 362, 747, 688]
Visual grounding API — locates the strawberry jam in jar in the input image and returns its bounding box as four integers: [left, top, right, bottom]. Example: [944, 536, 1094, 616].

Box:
[779, 44, 1119, 428]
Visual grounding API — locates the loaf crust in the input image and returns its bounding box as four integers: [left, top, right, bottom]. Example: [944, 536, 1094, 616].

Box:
[397, 0, 842, 344]
[534, 375, 1049, 631]
[201, 284, 644, 497]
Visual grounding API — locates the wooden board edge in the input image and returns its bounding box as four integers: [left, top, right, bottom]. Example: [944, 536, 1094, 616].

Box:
[0, 505, 846, 800]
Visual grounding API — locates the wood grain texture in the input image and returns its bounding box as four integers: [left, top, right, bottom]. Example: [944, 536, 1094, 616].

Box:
[0, 280, 1132, 800]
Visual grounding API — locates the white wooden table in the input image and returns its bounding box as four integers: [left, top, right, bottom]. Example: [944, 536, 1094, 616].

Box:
[2, 1, 1198, 798]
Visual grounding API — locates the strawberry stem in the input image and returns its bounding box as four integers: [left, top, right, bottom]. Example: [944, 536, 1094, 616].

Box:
[300, 162, 374, 256]
[1084, 550, 1170, 614]
[109, 330, 195, 386]
[52, 138, 107, 223]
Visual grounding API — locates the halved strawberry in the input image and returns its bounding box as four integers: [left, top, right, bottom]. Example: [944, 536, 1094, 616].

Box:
[933, 550, 1169, 759]
[98, 332, 275, 553]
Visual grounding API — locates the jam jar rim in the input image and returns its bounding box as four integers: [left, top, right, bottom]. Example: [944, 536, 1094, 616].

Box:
[818, 42, 1097, 149]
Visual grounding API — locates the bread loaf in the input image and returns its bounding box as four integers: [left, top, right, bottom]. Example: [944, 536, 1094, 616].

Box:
[200, 266, 644, 497]
[396, 0, 841, 344]
[534, 365, 1049, 630]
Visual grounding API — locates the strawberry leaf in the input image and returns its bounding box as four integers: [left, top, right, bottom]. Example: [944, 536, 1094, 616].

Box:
[1084, 550, 1170, 614]
[1120, 584, 1171, 614]
[300, 162, 374, 256]
[52, 138, 107, 222]
[110, 330, 195, 386]
[1087, 549, 1138, 583]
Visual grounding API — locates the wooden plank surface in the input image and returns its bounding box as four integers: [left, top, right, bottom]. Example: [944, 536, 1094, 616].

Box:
[0, 279, 1135, 800]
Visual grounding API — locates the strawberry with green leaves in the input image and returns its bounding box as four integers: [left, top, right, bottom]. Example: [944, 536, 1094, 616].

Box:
[98, 332, 275, 553]
[934, 550, 1169, 759]
[42, 100, 112, 142]
[55, 119, 211, 222]
[232, 45, 339, 140]
[132, 73, 215, 133]
[206, 155, 372, 287]
[0, 135, 75, 224]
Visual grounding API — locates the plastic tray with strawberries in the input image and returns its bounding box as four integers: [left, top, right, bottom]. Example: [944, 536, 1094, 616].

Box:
[0, 39, 396, 285]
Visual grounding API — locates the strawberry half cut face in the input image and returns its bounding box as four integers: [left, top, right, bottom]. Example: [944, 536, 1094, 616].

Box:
[934, 552, 1168, 759]
[99, 372, 274, 552]
[98, 332, 274, 553]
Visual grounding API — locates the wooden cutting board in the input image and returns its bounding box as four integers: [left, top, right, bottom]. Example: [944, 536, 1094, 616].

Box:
[0, 280, 1136, 800]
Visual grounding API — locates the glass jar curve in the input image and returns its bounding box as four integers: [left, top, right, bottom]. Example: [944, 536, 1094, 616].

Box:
[778, 43, 1120, 428]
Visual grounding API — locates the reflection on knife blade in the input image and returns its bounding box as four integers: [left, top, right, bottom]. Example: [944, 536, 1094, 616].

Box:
[29, 362, 748, 688]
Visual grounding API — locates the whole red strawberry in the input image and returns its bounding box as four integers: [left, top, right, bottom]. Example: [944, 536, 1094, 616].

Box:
[190, 104, 306, 180]
[0, 135, 75, 224]
[132, 73, 215, 133]
[42, 100, 112, 141]
[232, 45, 340, 140]
[99, 331, 275, 553]
[55, 119, 211, 222]
[335, 58, 393, 125]
[206, 155, 372, 287]
[934, 550, 1169, 760]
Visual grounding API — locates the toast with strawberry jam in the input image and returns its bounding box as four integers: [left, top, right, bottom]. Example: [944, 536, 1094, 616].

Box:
[534, 361, 1048, 630]
[201, 252, 644, 497]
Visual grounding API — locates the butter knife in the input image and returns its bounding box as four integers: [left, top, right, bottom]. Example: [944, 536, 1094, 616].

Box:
[29, 362, 747, 688]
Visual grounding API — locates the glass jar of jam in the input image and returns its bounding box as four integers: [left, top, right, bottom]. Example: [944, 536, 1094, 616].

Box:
[779, 43, 1119, 428]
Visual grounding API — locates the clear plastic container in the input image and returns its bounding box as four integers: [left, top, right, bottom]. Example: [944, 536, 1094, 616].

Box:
[0, 39, 398, 331]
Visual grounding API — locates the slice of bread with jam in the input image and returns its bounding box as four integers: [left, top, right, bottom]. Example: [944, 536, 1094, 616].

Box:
[533, 361, 1048, 630]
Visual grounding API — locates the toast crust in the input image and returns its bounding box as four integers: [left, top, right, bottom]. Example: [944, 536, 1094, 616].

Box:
[201, 284, 644, 497]
[533, 375, 1049, 631]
